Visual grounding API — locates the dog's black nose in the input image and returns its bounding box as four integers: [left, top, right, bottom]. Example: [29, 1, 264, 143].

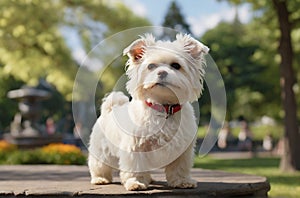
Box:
[157, 70, 168, 79]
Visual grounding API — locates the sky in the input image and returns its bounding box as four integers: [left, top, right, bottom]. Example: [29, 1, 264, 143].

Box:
[123, 0, 252, 37]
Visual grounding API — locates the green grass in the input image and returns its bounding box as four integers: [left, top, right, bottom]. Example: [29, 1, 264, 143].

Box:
[197, 124, 283, 140]
[194, 156, 300, 198]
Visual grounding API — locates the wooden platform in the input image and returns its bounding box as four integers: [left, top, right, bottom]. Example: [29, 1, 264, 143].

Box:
[0, 165, 270, 197]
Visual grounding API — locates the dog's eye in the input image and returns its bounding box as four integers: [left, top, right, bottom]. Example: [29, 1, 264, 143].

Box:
[147, 63, 157, 70]
[170, 62, 181, 70]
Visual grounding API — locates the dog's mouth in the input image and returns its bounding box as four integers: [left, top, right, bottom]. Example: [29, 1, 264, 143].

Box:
[147, 82, 171, 89]
[144, 81, 180, 90]
[155, 82, 180, 89]
[155, 82, 166, 87]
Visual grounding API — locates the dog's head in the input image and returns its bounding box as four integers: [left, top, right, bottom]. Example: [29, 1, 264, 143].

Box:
[124, 34, 209, 104]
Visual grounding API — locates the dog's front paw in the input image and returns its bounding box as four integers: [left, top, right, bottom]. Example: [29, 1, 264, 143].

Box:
[91, 177, 111, 185]
[124, 178, 148, 191]
[168, 178, 197, 189]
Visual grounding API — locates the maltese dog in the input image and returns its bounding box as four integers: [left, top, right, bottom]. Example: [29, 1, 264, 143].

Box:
[88, 33, 209, 191]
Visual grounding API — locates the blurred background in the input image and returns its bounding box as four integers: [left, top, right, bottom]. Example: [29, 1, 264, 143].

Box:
[0, 0, 299, 197]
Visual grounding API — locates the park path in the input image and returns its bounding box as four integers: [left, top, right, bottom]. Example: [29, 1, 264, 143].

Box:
[0, 165, 270, 197]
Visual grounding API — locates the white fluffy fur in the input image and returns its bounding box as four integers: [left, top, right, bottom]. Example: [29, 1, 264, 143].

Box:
[88, 34, 209, 191]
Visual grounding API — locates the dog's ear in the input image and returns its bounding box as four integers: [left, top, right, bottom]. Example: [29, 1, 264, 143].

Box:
[175, 34, 209, 59]
[123, 34, 156, 62]
[123, 39, 146, 62]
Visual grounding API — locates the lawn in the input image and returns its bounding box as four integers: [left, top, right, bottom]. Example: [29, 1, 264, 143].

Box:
[194, 156, 300, 198]
[197, 124, 284, 140]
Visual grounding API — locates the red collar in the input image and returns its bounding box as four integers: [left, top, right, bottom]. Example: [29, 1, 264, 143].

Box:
[145, 101, 182, 117]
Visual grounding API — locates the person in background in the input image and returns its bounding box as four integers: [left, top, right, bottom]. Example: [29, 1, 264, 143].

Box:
[46, 117, 56, 135]
[238, 120, 253, 151]
[263, 133, 273, 151]
[218, 122, 235, 150]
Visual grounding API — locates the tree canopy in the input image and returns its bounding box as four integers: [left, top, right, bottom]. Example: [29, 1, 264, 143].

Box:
[0, 1, 76, 99]
[201, 17, 278, 121]
[0, 0, 150, 129]
[162, 1, 192, 37]
[0, 0, 150, 100]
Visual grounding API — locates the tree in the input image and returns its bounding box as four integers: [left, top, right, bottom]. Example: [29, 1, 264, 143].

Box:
[162, 1, 192, 37]
[226, 0, 300, 171]
[0, 1, 77, 100]
[272, 0, 300, 171]
[0, 0, 150, 99]
[0, 0, 150, 130]
[201, 17, 274, 121]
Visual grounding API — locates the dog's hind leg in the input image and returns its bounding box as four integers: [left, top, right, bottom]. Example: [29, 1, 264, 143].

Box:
[88, 154, 112, 185]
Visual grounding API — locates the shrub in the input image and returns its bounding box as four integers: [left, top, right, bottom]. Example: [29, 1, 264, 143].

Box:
[0, 142, 86, 165]
[40, 143, 86, 165]
[6, 150, 45, 164]
[0, 140, 17, 152]
[0, 140, 17, 163]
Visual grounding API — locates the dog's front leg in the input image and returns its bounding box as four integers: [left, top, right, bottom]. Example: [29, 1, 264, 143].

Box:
[120, 171, 152, 191]
[88, 154, 113, 185]
[165, 142, 197, 188]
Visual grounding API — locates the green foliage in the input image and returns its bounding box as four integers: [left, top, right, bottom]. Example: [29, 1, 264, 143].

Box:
[43, 151, 86, 165]
[0, 140, 17, 163]
[225, 0, 300, 122]
[201, 19, 279, 121]
[0, 0, 150, 100]
[2, 149, 86, 165]
[0, 0, 77, 100]
[0, 144, 87, 165]
[0, 0, 150, 129]
[224, 0, 300, 171]
[194, 156, 300, 198]
[5, 150, 45, 165]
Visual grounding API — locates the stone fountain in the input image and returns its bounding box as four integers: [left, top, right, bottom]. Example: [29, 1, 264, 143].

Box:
[4, 85, 62, 148]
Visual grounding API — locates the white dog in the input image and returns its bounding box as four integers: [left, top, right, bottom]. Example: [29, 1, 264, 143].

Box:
[88, 33, 209, 191]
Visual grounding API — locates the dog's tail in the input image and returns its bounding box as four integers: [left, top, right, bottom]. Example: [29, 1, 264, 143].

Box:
[101, 91, 129, 114]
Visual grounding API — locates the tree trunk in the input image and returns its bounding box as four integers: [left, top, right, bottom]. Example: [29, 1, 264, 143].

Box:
[272, 0, 300, 171]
